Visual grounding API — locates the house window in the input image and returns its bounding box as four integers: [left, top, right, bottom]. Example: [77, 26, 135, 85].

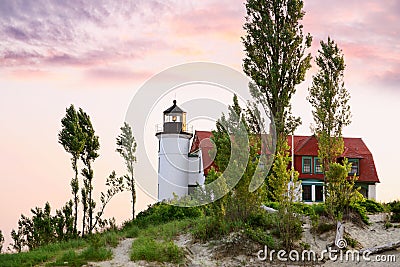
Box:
[315, 185, 324, 202]
[302, 157, 312, 173]
[302, 185, 312, 201]
[348, 159, 359, 176]
[314, 158, 323, 174]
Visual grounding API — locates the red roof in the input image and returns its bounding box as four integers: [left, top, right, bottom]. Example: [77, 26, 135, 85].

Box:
[190, 132, 379, 184]
[190, 131, 215, 176]
[287, 135, 379, 183]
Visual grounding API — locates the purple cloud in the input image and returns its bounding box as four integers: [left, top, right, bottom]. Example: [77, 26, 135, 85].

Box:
[0, 0, 172, 68]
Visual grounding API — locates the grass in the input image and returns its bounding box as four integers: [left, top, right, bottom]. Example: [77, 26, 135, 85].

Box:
[0, 231, 119, 267]
[130, 237, 184, 264]
[0, 239, 86, 267]
[47, 246, 112, 266]
[125, 218, 192, 264]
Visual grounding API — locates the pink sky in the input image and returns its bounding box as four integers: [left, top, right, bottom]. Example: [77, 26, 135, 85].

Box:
[1, 0, 400, 250]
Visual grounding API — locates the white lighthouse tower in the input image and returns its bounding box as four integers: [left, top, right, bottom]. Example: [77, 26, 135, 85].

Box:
[156, 100, 193, 201]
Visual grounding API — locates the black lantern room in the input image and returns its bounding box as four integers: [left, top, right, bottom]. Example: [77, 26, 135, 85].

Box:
[160, 100, 190, 135]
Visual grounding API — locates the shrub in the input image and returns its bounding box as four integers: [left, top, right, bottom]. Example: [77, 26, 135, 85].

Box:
[387, 201, 400, 223]
[133, 202, 202, 228]
[124, 225, 140, 238]
[315, 222, 336, 234]
[358, 199, 384, 213]
[191, 217, 230, 241]
[349, 202, 369, 224]
[80, 246, 112, 261]
[247, 212, 276, 230]
[244, 227, 275, 248]
[131, 237, 184, 264]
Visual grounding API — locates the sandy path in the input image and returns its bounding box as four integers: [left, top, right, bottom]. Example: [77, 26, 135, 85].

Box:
[87, 238, 138, 267]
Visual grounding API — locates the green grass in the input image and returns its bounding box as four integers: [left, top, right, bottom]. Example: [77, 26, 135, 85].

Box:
[0, 232, 119, 267]
[130, 237, 184, 264]
[125, 219, 192, 264]
[47, 246, 112, 266]
[139, 219, 193, 240]
[0, 239, 86, 267]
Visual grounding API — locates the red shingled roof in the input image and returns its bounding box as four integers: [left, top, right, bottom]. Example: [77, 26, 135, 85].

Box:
[287, 135, 379, 183]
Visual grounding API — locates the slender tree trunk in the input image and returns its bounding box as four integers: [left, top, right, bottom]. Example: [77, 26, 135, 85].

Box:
[130, 167, 135, 220]
[82, 204, 86, 237]
[88, 163, 93, 234]
[72, 157, 79, 235]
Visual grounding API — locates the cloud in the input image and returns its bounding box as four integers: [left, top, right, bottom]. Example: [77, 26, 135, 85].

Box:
[303, 0, 400, 90]
[0, 0, 172, 68]
[169, 0, 245, 39]
[85, 68, 151, 81]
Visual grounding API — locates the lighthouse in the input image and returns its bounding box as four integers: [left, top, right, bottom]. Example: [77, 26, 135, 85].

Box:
[156, 100, 194, 201]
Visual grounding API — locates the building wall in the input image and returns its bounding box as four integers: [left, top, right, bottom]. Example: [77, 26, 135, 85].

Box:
[157, 133, 191, 201]
[188, 149, 205, 186]
[368, 184, 377, 200]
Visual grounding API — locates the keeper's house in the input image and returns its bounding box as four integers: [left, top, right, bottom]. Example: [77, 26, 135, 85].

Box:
[190, 132, 380, 202]
[287, 135, 379, 202]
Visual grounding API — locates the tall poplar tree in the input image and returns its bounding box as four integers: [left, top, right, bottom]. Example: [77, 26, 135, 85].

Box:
[308, 37, 351, 175]
[242, 0, 312, 150]
[78, 109, 100, 235]
[58, 105, 86, 235]
[116, 122, 137, 220]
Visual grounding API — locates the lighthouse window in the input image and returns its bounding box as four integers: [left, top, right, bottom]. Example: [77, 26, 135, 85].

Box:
[165, 114, 181, 122]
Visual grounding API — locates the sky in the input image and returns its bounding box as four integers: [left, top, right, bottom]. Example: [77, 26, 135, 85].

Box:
[1, 0, 400, 250]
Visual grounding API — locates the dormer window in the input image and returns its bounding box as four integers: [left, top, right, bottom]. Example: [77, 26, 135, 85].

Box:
[348, 159, 359, 176]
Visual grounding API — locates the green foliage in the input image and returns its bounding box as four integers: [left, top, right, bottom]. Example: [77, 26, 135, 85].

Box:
[267, 141, 300, 203]
[344, 234, 359, 248]
[88, 231, 120, 249]
[116, 122, 137, 220]
[133, 202, 202, 228]
[244, 227, 275, 248]
[245, 213, 277, 248]
[208, 95, 268, 224]
[325, 159, 363, 220]
[314, 222, 336, 234]
[268, 140, 302, 250]
[78, 108, 100, 236]
[0, 230, 4, 253]
[124, 225, 140, 238]
[308, 38, 351, 174]
[387, 200, 400, 222]
[243, 0, 312, 139]
[92, 171, 124, 231]
[349, 202, 369, 224]
[191, 217, 230, 241]
[263, 201, 280, 211]
[11, 201, 76, 251]
[275, 207, 303, 250]
[59, 104, 86, 234]
[131, 237, 185, 264]
[48, 246, 112, 266]
[139, 220, 193, 242]
[0, 239, 86, 267]
[247, 212, 276, 230]
[358, 199, 384, 213]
